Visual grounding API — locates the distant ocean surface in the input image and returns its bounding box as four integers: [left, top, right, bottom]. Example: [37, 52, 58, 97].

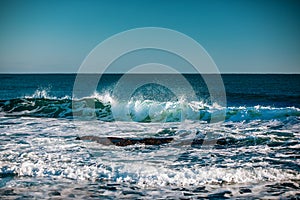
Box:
[0, 74, 299, 199]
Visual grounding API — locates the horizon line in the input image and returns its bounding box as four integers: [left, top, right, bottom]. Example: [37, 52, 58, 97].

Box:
[0, 72, 300, 75]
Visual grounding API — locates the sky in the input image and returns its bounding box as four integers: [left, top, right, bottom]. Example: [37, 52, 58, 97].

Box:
[0, 0, 299, 73]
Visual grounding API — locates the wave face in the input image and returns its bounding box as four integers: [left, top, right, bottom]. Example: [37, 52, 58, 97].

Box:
[0, 93, 299, 122]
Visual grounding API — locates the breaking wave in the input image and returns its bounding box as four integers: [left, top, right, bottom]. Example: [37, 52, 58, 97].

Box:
[0, 90, 299, 122]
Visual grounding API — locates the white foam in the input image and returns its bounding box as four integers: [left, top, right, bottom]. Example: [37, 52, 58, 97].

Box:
[0, 114, 299, 194]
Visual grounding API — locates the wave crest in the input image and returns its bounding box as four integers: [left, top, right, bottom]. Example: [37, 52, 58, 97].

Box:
[0, 90, 299, 122]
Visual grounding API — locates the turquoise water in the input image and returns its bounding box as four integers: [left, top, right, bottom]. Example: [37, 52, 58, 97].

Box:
[0, 74, 299, 199]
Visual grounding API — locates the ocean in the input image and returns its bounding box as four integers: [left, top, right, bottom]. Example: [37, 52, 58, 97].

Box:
[0, 74, 299, 199]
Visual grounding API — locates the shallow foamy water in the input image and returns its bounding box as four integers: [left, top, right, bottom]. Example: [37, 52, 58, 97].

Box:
[1, 116, 299, 199]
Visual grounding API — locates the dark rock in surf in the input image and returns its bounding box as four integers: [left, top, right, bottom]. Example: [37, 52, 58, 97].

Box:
[76, 136, 173, 146]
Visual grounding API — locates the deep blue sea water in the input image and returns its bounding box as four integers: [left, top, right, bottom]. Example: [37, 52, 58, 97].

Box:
[0, 74, 299, 199]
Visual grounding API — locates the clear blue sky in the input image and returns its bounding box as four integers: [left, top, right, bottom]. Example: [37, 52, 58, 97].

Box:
[0, 0, 299, 73]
